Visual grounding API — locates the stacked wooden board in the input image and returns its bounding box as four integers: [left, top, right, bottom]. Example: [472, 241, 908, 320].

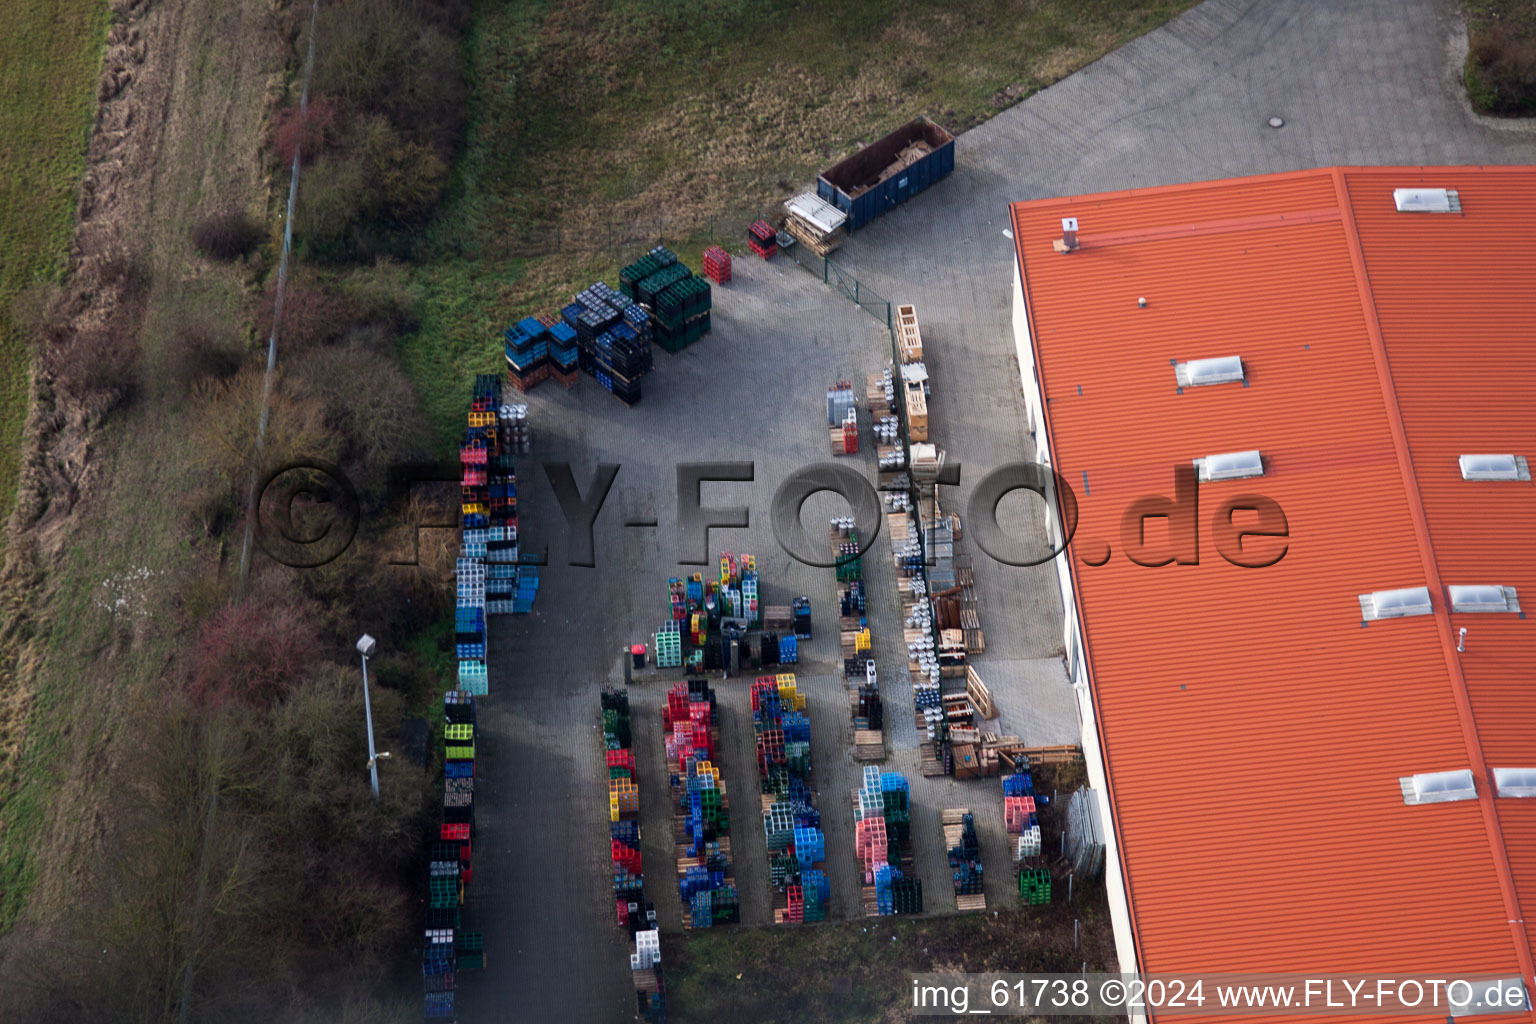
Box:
[783, 191, 849, 256]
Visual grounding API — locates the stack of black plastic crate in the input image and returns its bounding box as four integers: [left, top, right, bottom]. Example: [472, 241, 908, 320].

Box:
[564, 281, 650, 406]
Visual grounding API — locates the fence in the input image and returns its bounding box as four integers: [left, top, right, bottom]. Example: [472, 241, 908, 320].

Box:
[785, 242, 893, 331]
[497, 203, 780, 261]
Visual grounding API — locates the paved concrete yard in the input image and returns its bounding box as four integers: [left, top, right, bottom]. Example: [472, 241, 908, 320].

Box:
[464, 248, 1077, 1021]
[462, 1, 1532, 1020]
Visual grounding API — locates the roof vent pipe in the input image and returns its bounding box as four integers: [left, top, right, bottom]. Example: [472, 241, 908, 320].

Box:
[1054, 217, 1080, 254]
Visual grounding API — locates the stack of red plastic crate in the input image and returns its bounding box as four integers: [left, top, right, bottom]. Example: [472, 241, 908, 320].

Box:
[1004, 794, 1036, 833]
[856, 814, 889, 884]
[748, 220, 777, 260]
[664, 692, 715, 767]
[702, 245, 731, 285]
[784, 883, 804, 923]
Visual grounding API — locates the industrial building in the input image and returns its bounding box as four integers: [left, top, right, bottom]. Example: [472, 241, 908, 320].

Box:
[1010, 167, 1536, 998]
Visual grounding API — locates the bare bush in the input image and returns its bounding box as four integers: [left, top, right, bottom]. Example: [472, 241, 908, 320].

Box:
[191, 207, 265, 261]
[355, 114, 448, 224]
[271, 95, 340, 165]
[1469, 27, 1536, 115]
[189, 366, 339, 491]
[188, 595, 324, 707]
[291, 339, 430, 497]
[47, 320, 141, 409]
[292, 152, 369, 253]
[254, 278, 353, 352]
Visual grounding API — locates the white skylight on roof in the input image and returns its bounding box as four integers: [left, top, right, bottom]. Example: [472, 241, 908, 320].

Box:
[1494, 768, 1536, 799]
[1359, 586, 1433, 620]
[1452, 978, 1529, 1015]
[1193, 450, 1264, 482]
[1459, 453, 1529, 481]
[1175, 355, 1244, 388]
[1448, 585, 1520, 614]
[1393, 187, 1461, 213]
[1399, 769, 1476, 805]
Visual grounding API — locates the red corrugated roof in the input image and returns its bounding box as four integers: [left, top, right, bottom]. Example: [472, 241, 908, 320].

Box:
[1011, 166, 1536, 1017]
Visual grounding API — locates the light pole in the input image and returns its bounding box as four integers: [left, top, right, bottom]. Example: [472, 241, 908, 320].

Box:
[356, 633, 389, 800]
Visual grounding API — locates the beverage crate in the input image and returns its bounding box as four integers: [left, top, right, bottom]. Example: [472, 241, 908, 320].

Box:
[748, 219, 777, 259]
[457, 659, 488, 695]
[702, 244, 731, 284]
[777, 634, 798, 664]
[455, 931, 484, 971]
[1002, 771, 1034, 797]
[620, 247, 676, 298]
[635, 263, 690, 307]
[1020, 866, 1052, 905]
[654, 623, 682, 668]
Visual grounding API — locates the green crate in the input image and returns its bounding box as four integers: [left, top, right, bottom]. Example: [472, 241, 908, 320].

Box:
[430, 877, 461, 908]
[655, 628, 682, 668]
[636, 264, 690, 306]
[1020, 867, 1052, 905]
[620, 256, 660, 298]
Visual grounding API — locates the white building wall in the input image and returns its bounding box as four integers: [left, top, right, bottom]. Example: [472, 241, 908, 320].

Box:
[1013, 255, 1140, 979]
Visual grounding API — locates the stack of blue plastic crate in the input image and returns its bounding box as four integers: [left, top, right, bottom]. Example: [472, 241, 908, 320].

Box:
[504, 316, 550, 392]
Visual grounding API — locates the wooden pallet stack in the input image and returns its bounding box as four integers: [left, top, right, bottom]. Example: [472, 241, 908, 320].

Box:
[895, 304, 924, 365]
[783, 191, 849, 256]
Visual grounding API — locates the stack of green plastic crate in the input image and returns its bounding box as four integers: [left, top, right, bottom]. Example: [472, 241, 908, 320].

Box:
[655, 623, 682, 668]
[1020, 867, 1052, 904]
[620, 246, 677, 299]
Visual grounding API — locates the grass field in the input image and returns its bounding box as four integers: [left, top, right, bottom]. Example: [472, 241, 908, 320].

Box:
[0, 0, 107, 930]
[0, 0, 110, 536]
[401, 0, 1198, 445]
